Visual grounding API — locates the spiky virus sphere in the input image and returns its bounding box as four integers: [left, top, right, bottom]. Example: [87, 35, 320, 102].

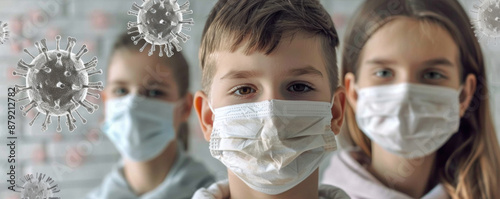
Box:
[0, 21, 9, 44]
[471, 0, 500, 44]
[13, 36, 103, 132]
[128, 0, 194, 57]
[19, 173, 60, 199]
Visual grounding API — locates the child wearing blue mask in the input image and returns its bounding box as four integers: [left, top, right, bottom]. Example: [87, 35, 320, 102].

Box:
[322, 0, 500, 198]
[85, 32, 214, 199]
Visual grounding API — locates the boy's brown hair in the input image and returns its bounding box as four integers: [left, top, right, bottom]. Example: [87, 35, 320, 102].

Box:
[199, 0, 339, 94]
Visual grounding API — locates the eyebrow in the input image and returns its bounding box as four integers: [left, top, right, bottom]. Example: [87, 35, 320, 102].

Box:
[366, 58, 397, 66]
[109, 80, 128, 85]
[220, 70, 261, 80]
[144, 77, 170, 86]
[109, 79, 170, 87]
[288, 66, 323, 77]
[366, 57, 455, 67]
[422, 58, 454, 67]
[219, 65, 323, 80]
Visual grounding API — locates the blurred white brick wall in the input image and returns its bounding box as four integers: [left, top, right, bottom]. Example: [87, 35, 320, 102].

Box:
[0, 0, 229, 198]
[0, 0, 498, 198]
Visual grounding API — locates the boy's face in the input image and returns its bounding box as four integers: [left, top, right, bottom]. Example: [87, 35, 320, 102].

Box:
[104, 50, 193, 132]
[194, 33, 346, 140]
[106, 51, 179, 102]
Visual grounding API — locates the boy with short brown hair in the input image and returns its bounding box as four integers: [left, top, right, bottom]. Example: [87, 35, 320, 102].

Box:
[193, 0, 349, 198]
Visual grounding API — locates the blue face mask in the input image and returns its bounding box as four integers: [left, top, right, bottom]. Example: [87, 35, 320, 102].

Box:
[102, 94, 176, 162]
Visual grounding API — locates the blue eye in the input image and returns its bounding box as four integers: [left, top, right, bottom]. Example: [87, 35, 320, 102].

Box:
[147, 89, 165, 97]
[287, 83, 313, 93]
[424, 71, 446, 80]
[113, 88, 127, 96]
[232, 86, 256, 96]
[374, 69, 393, 78]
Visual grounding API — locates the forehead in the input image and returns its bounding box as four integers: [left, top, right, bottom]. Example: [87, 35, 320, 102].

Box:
[213, 33, 327, 77]
[362, 17, 459, 65]
[107, 50, 174, 85]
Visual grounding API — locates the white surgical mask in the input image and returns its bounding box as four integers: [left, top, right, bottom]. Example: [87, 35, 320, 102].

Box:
[210, 100, 337, 195]
[102, 95, 176, 161]
[355, 83, 462, 158]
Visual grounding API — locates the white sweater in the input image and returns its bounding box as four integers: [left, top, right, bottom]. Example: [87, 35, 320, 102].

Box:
[192, 179, 350, 199]
[321, 148, 449, 199]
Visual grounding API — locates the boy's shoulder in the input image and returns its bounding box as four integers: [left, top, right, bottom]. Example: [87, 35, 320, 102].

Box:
[192, 179, 230, 199]
[319, 184, 351, 199]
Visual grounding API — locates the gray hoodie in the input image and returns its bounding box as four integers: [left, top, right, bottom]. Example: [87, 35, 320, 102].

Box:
[85, 145, 215, 199]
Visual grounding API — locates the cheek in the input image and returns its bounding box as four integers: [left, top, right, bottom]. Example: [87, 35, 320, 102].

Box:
[210, 81, 234, 107]
[172, 105, 182, 127]
[103, 88, 117, 99]
[319, 81, 334, 101]
[450, 69, 462, 86]
[355, 68, 375, 87]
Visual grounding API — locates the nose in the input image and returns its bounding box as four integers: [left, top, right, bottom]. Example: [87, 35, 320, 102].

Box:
[396, 68, 420, 84]
[130, 88, 145, 97]
[259, 85, 286, 101]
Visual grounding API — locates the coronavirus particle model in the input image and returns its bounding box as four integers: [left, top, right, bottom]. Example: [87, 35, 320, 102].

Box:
[13, 35, 103, 132]
[128, 0, 194, 57]
[0, 21, 9, 44]
[19, 173, 60, 199]
[471, 0, 500, 44]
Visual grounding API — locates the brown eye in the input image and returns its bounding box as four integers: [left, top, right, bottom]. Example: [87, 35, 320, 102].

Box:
[287, 83, 313, 93]
[233, 86, 255, 96]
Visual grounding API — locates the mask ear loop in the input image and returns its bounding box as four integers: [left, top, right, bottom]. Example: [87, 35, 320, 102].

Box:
[329, 96, 335, 108]
[207, 99, 215, 121]
[353, 84, 360, 93]
[458, 85, 464, 93]
[330, 83, 361, 108]
[208, 99, 215, 112]
[352, 84, 361, 104]
[457, 85, 465, 105]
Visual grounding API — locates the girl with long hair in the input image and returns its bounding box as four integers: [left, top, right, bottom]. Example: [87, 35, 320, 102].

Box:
[322, 0, 500, 198]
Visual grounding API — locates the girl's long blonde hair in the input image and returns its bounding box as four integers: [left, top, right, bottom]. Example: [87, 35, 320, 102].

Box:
[341, 0, 500, 198]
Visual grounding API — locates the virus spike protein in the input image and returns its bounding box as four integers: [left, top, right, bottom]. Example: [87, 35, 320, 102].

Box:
[13, 35, 103, 132]
[0, 21, 9, 44]
[128, 0, 194, 57]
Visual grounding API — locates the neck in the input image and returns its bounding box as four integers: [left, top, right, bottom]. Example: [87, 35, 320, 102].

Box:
[368, 143, 437, 198]
[123, 140, 178, 196]
[228, 169, 319, 199]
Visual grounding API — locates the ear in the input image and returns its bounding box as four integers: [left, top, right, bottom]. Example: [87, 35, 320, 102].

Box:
[459, 74, 477, 117]
[330, 86, 346, 135]
[344, 72, 358, 112]
[180, 92, 194, 123]
[194, 91, 214, 141]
